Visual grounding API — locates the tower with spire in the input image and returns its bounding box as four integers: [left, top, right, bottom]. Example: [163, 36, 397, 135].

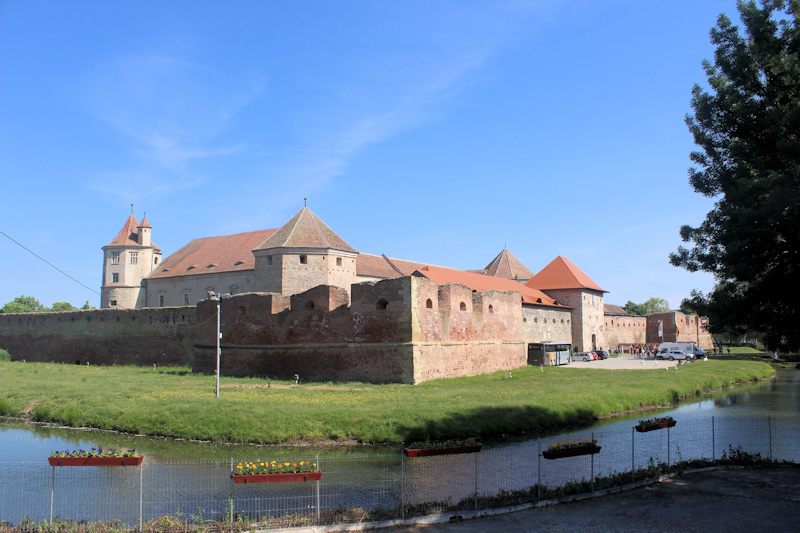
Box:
[100, 214, 161, 308]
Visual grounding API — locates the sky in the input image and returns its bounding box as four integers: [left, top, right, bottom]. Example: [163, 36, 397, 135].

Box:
[0, 0, 740, 310]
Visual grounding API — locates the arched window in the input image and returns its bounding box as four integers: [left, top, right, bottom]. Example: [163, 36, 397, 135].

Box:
[299, 255, 308, 264]
[336, 257, 343, 266]
[459, 302, 467, 311]
[376, 298, 388, 310]
[426, 298, 433, 309]
[305, 300, 315, 310]
[488, 304, 494, 314]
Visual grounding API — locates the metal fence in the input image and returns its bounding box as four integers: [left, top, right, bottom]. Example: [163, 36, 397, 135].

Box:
[1, 415, 798, 531]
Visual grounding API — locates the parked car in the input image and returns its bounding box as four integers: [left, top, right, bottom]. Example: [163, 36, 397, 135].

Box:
[656, 350, 693, 361]
[594, 350, 610, 360]
[574, 352, 595, 362]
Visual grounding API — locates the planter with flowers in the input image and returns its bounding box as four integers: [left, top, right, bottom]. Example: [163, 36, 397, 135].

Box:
[48, 448, 142, 467]
[403, 438, 482, 458]
[635, 416, 676, 433]
[232, 460, 321, 484]
[542, 439, 601, 459]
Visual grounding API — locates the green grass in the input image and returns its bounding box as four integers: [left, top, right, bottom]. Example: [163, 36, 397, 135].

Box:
[0, 359, 774, 445]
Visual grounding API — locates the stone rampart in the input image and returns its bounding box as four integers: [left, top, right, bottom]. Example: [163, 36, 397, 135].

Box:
[0, 307, 197, 366]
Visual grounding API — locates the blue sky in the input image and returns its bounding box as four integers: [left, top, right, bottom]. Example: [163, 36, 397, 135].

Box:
[1, 0, 737, 310]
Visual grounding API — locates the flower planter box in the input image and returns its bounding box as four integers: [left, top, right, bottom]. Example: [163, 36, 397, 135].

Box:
[542, 445, 601, 459]
[403, 444, 482, 458]
[48, 456, 143, 467]
[635, 420, 676, 433]
[231, 471, 322, 484]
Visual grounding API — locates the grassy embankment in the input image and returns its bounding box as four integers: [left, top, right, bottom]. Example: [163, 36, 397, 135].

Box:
[0, 356, 774, 445]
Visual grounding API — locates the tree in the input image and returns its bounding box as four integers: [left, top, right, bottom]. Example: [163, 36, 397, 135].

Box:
[670, 0, 800, 352]
[1, 295, 48, 313]
[81, 300, 96, 310]
[623, 297, 671, 315]
[51, 301, 78, 312]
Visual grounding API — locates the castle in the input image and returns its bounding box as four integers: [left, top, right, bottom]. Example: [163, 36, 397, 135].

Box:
[0, 208, 711, 384]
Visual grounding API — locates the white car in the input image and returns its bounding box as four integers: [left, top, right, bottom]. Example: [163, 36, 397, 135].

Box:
[574, 352, 596, 362]
[657, 350, 693, 361]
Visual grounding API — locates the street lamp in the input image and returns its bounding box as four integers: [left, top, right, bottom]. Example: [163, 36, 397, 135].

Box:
[207, 291, 221, 398]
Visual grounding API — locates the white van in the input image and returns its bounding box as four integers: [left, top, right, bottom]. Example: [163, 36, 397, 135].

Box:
[658, 342, 705, 357]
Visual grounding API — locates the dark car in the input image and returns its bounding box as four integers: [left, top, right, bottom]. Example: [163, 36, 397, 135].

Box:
[594, 350, 610, 360]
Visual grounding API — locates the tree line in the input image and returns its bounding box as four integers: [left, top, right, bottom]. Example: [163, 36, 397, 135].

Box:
[0, 295, 95, 314]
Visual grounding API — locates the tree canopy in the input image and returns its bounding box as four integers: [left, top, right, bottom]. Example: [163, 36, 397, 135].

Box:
[670, 0, 800, 351]
[0, 295, 90, 314]
[623, 297, 671, 316]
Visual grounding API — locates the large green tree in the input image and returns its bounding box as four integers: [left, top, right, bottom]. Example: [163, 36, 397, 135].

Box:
[0, 295, 48, 313]
[623, 297, 671, 316]
[670, 0, 800, 351]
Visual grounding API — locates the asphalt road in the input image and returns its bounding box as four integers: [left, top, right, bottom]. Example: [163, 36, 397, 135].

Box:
[381, 467, 800, 533]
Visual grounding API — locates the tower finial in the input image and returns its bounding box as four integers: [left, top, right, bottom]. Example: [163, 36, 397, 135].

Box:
[131, 203, 134, 215]
[304, 198, 307, 207]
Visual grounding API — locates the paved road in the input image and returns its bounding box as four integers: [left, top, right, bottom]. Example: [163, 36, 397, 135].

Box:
[382, 467, 800, 532]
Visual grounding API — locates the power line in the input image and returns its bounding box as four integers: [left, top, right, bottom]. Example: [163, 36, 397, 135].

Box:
[0, 229, 101, 297]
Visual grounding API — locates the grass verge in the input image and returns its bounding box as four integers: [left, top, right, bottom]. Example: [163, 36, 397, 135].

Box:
[0, 358, 774, 445]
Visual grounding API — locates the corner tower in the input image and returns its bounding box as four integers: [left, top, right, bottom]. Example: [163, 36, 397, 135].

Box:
[252, 207, 358, 300]
[526, 256, 607, 352]
[100, 214, 162, 308]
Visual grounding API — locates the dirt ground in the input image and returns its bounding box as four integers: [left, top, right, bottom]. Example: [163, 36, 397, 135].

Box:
[381, 467, 800, 533]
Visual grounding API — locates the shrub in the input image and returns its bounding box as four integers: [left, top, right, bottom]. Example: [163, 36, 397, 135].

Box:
[0, 349, 10, 362]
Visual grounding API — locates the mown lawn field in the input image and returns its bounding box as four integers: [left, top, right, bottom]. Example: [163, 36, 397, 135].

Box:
[0, 358, 774, 444]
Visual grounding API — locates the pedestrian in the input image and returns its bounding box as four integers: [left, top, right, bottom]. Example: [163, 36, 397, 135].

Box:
[294, 373, 299, 385]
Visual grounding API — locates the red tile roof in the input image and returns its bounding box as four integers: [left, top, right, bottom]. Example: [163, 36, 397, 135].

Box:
[356, 253, 404, 278]
[149, 229, 276, 279]
[415, 265, 566, 307]
[525, 256, 607, 293]
[104, 214, 159, 250]
[254, 207, 356, 252]
[482, 248, 534, 280]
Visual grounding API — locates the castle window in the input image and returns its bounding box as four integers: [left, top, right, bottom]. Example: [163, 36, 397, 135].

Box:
[305, 300, 315, 310]
[111, 252, 120, 265]
[534, 317, 538, 323]
[376, 298, 388, 310]
[229, 286, 238, 295]
[488, 305, 494, 314]
[183, 292, 190, 306]
[299, 255, 307, 264]
[110, 300, 117, 306]
[336, 257, 343, 266]
[238, 306, 246, 319]
[154, 257, 159, 265]
[459, 302, 467, 311]
[266, 256, 272, 265]
[112, 273, 119, 283]
[158, 294, 165, 307]
[426, 298, 433, 309]
[130, 252, 138, 264]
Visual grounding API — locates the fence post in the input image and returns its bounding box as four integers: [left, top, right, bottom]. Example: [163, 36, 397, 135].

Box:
[631, 427, 635, 483]
[712, 416, 715, 461]
[768, 416, 773, 461]
[667, 426, 671, 471]
[590, 432, 594, 493]
[315, 454, 321, 522]
[49, 465, 54, 525]
[401, 452, 405, 519]
[139, 462, 144, 532]
[537, 439, 541, 500]
[474, 452, 478, 510]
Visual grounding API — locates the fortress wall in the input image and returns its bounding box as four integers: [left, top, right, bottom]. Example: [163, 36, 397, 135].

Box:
[521, 306, 573, 345]
[0, 307, 197, 366]
[604, 314, 648, 348]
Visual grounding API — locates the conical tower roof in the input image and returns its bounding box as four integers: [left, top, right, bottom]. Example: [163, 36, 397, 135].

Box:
[483, 248, 534, 281]
[105, 214, 141, 247]
[525, 255, 607, 292]
[254, 207, 357, 253]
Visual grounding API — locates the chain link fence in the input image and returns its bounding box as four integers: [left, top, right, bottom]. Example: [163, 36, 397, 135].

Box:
[1, 415, 797, 531]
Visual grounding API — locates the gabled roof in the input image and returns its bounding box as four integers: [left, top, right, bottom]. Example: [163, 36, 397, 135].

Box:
[415, 265, 566, 307]
[604, 304, 630, 316]
[104, 214, 159, 250]
[254, 207, 357, 253]
[525, 255, 607, 293]
[149, 229, 276, 279]
[480, 248, 534, 281]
